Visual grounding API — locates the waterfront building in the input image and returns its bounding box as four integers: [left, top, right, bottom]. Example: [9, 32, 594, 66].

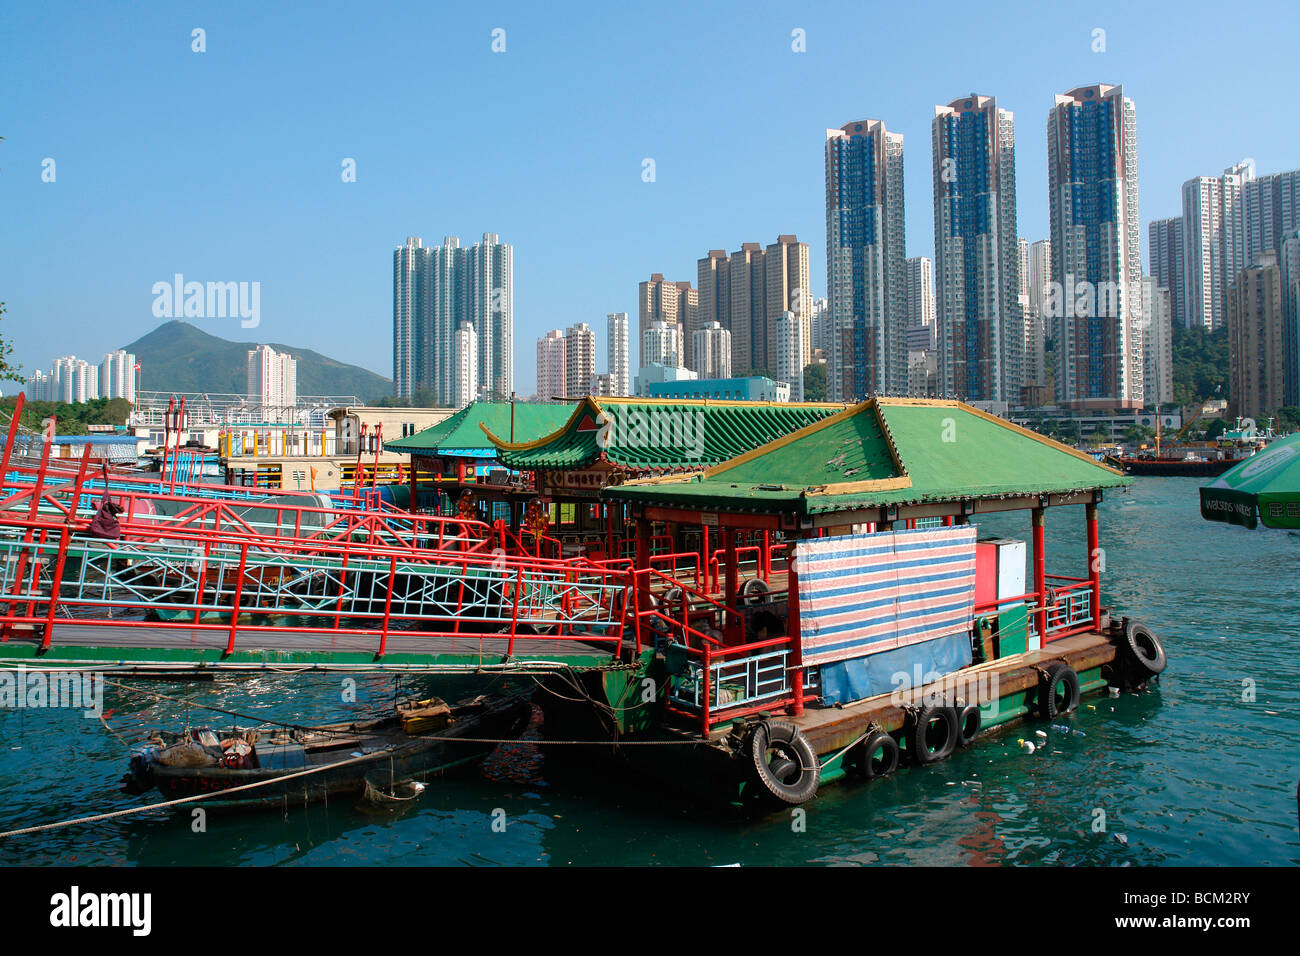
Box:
[641, 319, 682, 369]
[247, 345, 297, 415]
[932, 95, 1022, 402]
[691, 320, 732, 381]
[634, 362, 697, 397]
[1227, 253, 1286, 419]
[536, 329, 567, 402]
[392, 233, 512, 404]
[99, 350, 138, 402]
[826, 119, 906, 401]
[453, 323, 478, 410]
[1140, 277, 1174, 407]
[1047, 84, 1142, 410]
[607, 312, 630, 397]
[1148, 217, 1186, 328]
[647, 375, 790, 403]
[565, 322, 597, 400]
[638, 274, 697, 368]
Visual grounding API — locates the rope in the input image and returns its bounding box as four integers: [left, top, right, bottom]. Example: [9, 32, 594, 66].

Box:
[818, 723, 880, 771]
[0, 749, 389, 840]
[95, 676, 370, 737]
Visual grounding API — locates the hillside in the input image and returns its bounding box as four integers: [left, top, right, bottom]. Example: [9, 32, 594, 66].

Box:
[123, 321, 392, 401]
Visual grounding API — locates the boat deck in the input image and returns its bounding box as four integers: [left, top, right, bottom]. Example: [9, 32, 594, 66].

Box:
[784, 631, 1116, 754]
[0, 621, 627, 672]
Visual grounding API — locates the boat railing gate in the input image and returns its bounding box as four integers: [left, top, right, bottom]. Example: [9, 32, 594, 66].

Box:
[0, 509, 636, 659]
[974, 574, 1096, 648]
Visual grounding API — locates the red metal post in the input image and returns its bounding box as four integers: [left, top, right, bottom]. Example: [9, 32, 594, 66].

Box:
[224, 541, 249, 656]
[1032, 508, 1047, 644]
[631, 522, 647, 613]
[701, 642, 711, 735]
[1086, 501, 1101, 631]
[787, 538, 804, 716]
[40, 526, 72, 649]
[700, 522, 710, 593]
[194, 538, 212, 625]
[377, 553, 397, 657]
[722, 527, 740, 643]
[506, 565, 523, 658]
[0, 392, 25, 490]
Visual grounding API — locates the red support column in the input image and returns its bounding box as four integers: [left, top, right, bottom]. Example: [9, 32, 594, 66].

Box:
[634, 517, 651, 614]
[700, 522, 710, 593]
[787, 537, 804, 716]
[1086, 501, 1101, 631]
[722, 527, 739, 643]
[1032, 508, 1047, 645]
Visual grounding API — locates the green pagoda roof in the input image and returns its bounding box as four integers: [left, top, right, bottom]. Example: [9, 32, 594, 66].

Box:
[385, 402, 578, 458]
[603, 398, 1131, 515]
[483, 397, 847, 472]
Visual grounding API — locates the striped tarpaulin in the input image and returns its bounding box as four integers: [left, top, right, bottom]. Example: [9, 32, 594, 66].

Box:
[796, 526, 976, 667]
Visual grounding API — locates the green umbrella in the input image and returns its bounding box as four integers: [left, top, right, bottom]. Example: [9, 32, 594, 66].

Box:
[1200, 430, 1300, 529]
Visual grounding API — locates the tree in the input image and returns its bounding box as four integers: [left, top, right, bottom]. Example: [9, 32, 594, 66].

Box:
[0, 302, 24, 384]
[802, 363, 828, 401]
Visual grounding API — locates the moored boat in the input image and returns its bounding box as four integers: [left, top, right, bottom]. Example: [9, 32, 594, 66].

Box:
[119, 692, 533, 809]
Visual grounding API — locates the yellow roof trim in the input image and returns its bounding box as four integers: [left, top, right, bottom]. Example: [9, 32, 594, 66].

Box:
[804, 475, 913, 497]
[703, 398, 909, 482]
[480, 397, 598, 451]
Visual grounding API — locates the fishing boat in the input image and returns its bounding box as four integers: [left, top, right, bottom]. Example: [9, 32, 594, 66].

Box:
[119, 692, 533, 809]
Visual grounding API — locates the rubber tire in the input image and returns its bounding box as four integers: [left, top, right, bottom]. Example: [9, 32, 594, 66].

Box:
[908, 705, 959, 765]
[1122, 622, 1167, 677]
[1039, 662, 1081, 719]
[748, 720, 820, 805]
[956, 704, 982, 747]
[846, 731, 900, 780]
[741, 578, 771, 605]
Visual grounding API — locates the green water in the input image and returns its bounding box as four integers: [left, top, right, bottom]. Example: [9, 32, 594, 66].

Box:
[1, 477, 1297, 866]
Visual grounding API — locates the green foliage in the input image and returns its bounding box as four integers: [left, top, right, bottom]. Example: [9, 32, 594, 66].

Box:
[0, 395, 133, 435]
[1172, 325, 1229, 407]
[802, 363, 827, 401]
[0, 302, 24, 384]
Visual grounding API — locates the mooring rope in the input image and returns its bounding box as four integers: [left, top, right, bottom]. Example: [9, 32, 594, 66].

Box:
[0, 749, 390, 840]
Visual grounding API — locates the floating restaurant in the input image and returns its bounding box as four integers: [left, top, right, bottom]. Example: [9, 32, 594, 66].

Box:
[0, 392, 1168, 809]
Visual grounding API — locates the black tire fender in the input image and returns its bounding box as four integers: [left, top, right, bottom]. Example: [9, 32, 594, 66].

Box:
[955, 703, 982, 747]
[845, 730, 900, 780]
[741, 578, 771, 605]
[907, 705, 959, 765]
[747, 720, 820, 805]
[1039, 662, 1081, 719]
[1122, 621, 1167, 677]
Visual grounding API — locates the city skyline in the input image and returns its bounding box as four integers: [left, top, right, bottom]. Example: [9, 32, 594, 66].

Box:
[4, 2, 1299, 398]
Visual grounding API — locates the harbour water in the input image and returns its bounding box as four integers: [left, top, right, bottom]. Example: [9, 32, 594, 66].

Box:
[1, 477, 1297, 866]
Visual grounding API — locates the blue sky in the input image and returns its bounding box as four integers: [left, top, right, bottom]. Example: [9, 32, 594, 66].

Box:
[2, 0, 1297, 396]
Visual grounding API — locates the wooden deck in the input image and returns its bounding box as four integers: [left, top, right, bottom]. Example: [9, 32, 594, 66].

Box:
[786, 632, 1116, 755]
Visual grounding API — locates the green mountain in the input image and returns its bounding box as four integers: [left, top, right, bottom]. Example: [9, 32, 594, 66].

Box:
[123, 321, 392, 402]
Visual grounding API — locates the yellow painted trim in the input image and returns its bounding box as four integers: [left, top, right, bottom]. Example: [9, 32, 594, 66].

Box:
[952, 401, 1126, 476]
[619, 470, 705, 486]
[804, 475, 913, 497]
[481, 397, 597, 451]
[703, 398, 910, 482]
[595, 396, 847, 410]
[873, 396, 1124, 476]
